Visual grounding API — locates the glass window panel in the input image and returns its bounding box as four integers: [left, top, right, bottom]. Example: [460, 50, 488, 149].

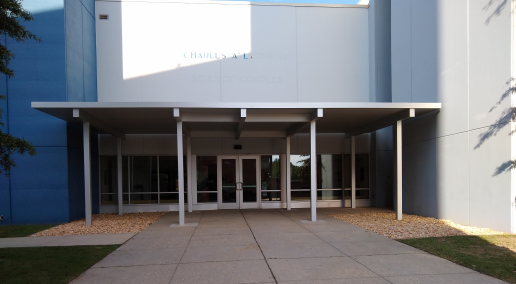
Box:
[131, 156, 153, 193]
[343, 154, 369, 189]
[261, 191, 281, 202]
[242, 159, 257, 203]
[261, 155, 281, 191]
[152, 156, 158, 192]
[290, 155, 310, 189]
[197, 192, 218, 203]
[160, 193, 188, 204]
[221, 159, 237, 203]
[101, 194, 118, 205]
[197, 156, 217, 192]
[356, 189, 370, 199]
[291, 155, 343, 190]
[356, 154, 369, 188]
[344, 190, 351, 200]
[343, 155, 351, 188]
[159, 156, 177, 192]
[317, 190, 343, 200]
[123, 156, 128, 193]
[100, 156, 117, 194]
[159, 156, 188, 192]
[291, 190, 311, 201]
[123, 193, 129, 204]
[318, 154, 342, 189]
[130, 193, 158, 204]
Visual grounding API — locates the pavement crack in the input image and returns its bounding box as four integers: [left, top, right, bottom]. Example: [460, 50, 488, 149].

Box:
[242, 210, 278, 284]
[167, 211, 204, 284]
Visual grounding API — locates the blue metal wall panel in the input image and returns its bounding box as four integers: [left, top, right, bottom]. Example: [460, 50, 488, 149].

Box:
[65, 0, 84, 102]
[65, 0, 97, 102]
[10, 147, 68, 190]
[6, 6, 67, 147]
[0, 176, 11, 225]
[11, 188, 69, 225]
[80, 0, 95, 18]
[9, 147, 69, 224]
[3, 1, 73, 224]
[83, 5, 98, 102]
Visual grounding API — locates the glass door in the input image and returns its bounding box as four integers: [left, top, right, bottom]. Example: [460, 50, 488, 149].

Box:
[217, 156, 259, 209]
[239, 156, 259, 209]
[218, 156, 239, 209]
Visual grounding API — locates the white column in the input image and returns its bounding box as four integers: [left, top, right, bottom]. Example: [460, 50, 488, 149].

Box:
[286, 136, 291, 210]
[177, 122, 185, 225]
[280, 154, 287, 209]
[310, 120, 317, 221]
[83, 122, 92, 226]
[187, 136, 193, 213]
[117, 137, 123, 215]
[395, 120, 403, 220]
[351, 136, 356, 209]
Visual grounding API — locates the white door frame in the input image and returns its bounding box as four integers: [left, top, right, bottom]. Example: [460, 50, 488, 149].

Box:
[217, 155, 260, 209]
[239, 155, 260, 209]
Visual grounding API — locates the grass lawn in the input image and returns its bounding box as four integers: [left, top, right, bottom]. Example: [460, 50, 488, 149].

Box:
[399, 235, 516, 284]
[0, 245, 120, 284]
[0, 225, 55, 238]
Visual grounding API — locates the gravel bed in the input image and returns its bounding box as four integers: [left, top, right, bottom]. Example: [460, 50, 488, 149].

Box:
[331, 212, 507, 239]
[31, 212, 166, 237]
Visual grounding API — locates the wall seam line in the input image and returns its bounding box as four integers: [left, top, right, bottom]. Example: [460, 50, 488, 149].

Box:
[79, 0, 95, 19]
[466, 0, 471, 227]
[295, 7, 299, 102]
[82, 2, 86, 102]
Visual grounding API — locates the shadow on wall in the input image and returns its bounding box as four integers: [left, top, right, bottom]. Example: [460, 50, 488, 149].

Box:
[474, 78, 515, 151]
[474, 0, 515, 177]
[475, 78, 516, 177]
[484, 0, 509, 25]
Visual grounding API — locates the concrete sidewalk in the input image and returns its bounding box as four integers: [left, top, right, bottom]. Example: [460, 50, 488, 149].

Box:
[0, 233, 135, 248]
[71, 208, 507, 284]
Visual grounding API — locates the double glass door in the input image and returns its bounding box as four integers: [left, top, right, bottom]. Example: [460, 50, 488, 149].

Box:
[218, 156, 260, 209]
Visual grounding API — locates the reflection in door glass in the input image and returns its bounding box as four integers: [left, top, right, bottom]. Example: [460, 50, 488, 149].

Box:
[221, 159, 237, 203]
[242, 159, 257, 203]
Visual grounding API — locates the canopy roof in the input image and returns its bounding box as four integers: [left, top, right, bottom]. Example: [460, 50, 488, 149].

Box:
[31, 102, 441, 138]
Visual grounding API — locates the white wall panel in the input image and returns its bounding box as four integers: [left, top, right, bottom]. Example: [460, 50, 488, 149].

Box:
[99, 134, 117, 155]
[468, 0, 512, 131]
[435, 132, 470, 225]
[95, 2, 141, 102]
[100, 134, 180, 155]
[410, 0, 438, 103]
[391, 0, 411, 102]
[95, 1, 370, 103]
[220, 138, 284, 154]
[434, 0, 469, 137]
[221, 6, 298, 102]
[119, 134, 144, 155]
[192, 138, 223, 155]
[296, 7, 369, 102]
[142, 135, 177, 155]
[403, 138, 437, 217]
[469, 124, 512, 233]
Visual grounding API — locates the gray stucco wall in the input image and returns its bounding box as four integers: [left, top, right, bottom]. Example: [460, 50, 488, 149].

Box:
[392, 0, 514, 233]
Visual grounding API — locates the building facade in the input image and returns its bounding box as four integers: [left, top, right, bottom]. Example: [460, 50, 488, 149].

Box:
[1, 0, 515, 234]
